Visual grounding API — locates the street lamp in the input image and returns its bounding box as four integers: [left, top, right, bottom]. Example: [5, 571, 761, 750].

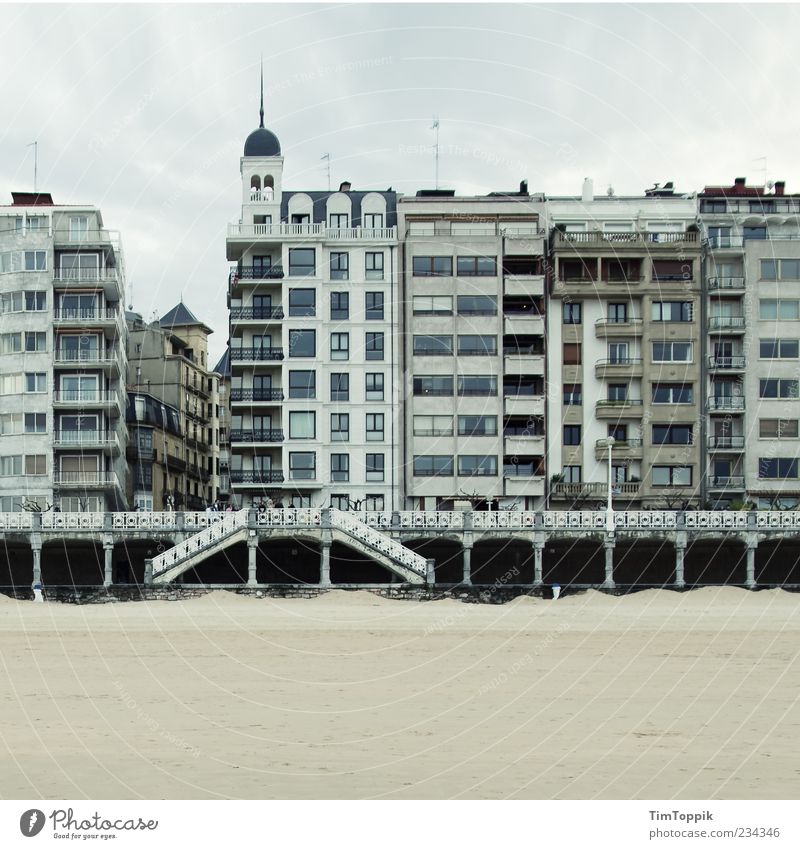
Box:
[604, 436, 616, 531]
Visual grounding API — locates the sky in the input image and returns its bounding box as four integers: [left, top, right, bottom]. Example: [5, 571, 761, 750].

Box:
[2, 2, 799, 364]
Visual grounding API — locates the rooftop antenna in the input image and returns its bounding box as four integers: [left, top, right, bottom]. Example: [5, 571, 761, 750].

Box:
[321, 152, 331, 191]
[26, 141, 38, 192]
[431, 117, 440, 189]
[259, 55, 264, 128]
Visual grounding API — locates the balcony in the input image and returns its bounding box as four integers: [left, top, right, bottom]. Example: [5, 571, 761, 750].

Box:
[504, 352, 545, 375]
[503, 315, 544, 336]
[230, 388, 284, 403]
[707, 355, 746, 371]
[324, 226, 397, 241]
[555, 230, 697, 247]
[161, 454, 187, 472]
[229, 428, 284, 443]
[707, 276, 745, 292]
[706, 236, 745, 250]
[708, 475, 746, 489]
[53, 430, 120, 453]
[594, 438, 643, 460]
[230, 265, 285, 281]
[708, 436, 745, 450]
[594, 318, 643, 338]
[53, 470, 120, 489]
[229, 470, 285, 485]
[503, 394, 545, 417]
[53, 308, 122, 336]
[230, 307, 284, 322]
[504, 274, 545, 297]
[551, 481, 641, 500]
[594, 357, 643, 378]
[504, 434, 546, 455]
[52, 268, 123, 298]
[707, 396, 745, 412]
[127, 445, 157, 462]
[229, 347, 284, 362]
[227, 223, 397, 241]
[52, 390, 123, 409]
[708, 316, 746, 332]
[595, 399, 644, 418]
[54, 349, 122, 374]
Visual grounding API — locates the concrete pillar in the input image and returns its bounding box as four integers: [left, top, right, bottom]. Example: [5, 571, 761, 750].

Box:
[674, 531, 687, 589]
[247, 536, 258, 586]
[144, 559, 153, 585]
[745, 535, 757, 589]
[103, 544, 114, 587]
[320, 530, 332, 587]
[462, 544, 472, 586]
[533, 542, 544, 587]
[31, 540, 42, 590]
[603, 536, 615, 589]
[426, 558, 436, 585]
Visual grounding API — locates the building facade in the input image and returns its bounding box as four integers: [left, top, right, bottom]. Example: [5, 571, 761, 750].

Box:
[398, 188, 547, 510]
[0, 192, 128, 511]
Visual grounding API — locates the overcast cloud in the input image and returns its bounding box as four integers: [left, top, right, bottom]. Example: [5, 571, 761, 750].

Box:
[1, 2, 798, 363]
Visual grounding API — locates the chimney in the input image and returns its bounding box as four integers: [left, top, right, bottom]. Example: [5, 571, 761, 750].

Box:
[582, 178, 594, 203]
[339, 181, 351, 192]
[774, 181, 785, 196]
[733, 177, 746, 194]
[519, 179, 529, 195]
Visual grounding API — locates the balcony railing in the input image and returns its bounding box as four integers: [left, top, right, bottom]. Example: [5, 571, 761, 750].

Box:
[708, 356, 746, 369]
[230, 265, 285, 280]
[595, 438, 643, 449]
[503, 464, 544, 478]
[229, 347, 284, 361]
[708, 436, 746, 449]
[230, 388, 284, 402]
[52, 269, 120, 283]
[708, 316, 746, 330]
[230, 470, 285, 484]
[53, 430, 118, 448]
[53, 308, 120, 323]
[595, 357, 642, 368]
[230, 307, 284, 320]
[708, 475, 745, 488]
[229, 428, 284, 443]
[556, 230, 697, 245]
[227, 223, 397, 240]
[54, 350, 120, 365]
[325, 226, 397, 240]
[707, 396, 745, 411]
[707, 236, 744, 249]
[552, 481, 641, 498]
[52, 390, 121, 404]
[707, 276, 745, 290]
[595, 318, 642, 328]
[53, 471, 119, 487]
[596, 399, 644, 407]
[162, 454, 187, 471]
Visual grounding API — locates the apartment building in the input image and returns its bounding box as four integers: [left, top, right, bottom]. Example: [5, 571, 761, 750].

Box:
[547, 180, 702, 508]
[126, 304, 220, 510]
[225, 111, 401, 509]
[0, 192, 128, 511]
[699, 178, 800, 508]
[212, 349, 231, 505]
[398, 186, 547, 510]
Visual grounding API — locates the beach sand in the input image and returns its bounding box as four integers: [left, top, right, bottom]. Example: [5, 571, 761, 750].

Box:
[0, 588, 798, 799]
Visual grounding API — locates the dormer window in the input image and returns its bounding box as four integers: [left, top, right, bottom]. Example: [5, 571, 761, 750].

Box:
[329, 213, 349, 229]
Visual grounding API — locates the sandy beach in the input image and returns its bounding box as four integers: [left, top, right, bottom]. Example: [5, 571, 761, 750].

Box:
[0, 588, 798, 800]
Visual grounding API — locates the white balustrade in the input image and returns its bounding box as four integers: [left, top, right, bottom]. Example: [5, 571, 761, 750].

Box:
[254, 508, 322, 527]
[329, 509, 427, 576]
[0, 512, 33, 530]
[756, 512, 800, 529]
[684, 511, 748, 529]
[614, 511, 677, 529]
[41, 512, 105, 530]
[543, 511, 606, 530]
[472, 512, 536, 529]
[112, 512, 179, 531]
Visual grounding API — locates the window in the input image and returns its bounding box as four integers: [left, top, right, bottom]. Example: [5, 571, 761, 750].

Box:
[288, 370, 316, 399]
[0, 456, 22, 476]
[365, 373, 384, 401]
[562, 465, 581, 483]
[652, 260, 690, 281]
[779, 260, 800, 281]
[69, 216, 88, 240]
[563, 384, 582, 405]
[458, 335, 497, 356]
[608, 383, 628, 401]
[289, 411, 316, 439]
[413, 455, 453, 476]
[652, 466, 692, 486]
[329, 213, 349, 229]
[652, 425, 693, 445]
[331, 454, 349, 482]
[288, 248, 315, 277]
[413, 295, 452, 315]
[366, 413, 384, 441]
[608, 342, 629, 363]
[458, 375, 497, 396]
[23, 251, 47, 271]
[24, 413, 46, 433]
[652, 383, 693, 404]
[289, 452, 316, 480]
[760, 339, 799, 359]
[651, 301, 693, 322]
[330, 373, 349, 401]
[456, 256, 497, 276]
[414, 375, 453, 396]
[365, 332, 384, 360]
[330, 252, 349, 280]
[759, 458, 798, 479]
[330, 332, 349, 361]
[414, 415, 453, 436]
[288, 289, 315, 316]
[458, 415, 497, 436]
[0, 291, 45, 312]
[759, 419, 799, 438]
[25, 372, 46, 393]
[412, 256, 453, 277]
[25, 455, 46, 475]
[607, 303, 628, 323]
[761, 260, 777, 281]
[413, 335, 453, 356]
[564, 425, 581, 445]
[563, 302, 582, 324]
[330, 494, 350, 510]
[457, 295, 497, 316]
[760, 379, 799, 399]
[365, 252, 384, 280]
[458, 455, 498, 476]
[563, 343, 581, 365]
[0, 333, 21, 354]
[290, 213, 310, 225]
[365, 292, 384, 320]
[331, 292, 349, 320]
[364, 453, 385, 482]
[0, 414, 21, 435]
[363, 213, 384, 229]
[652, 342, 692, 362]
[759, 299, 800, 320]
[364, 494, 384, 511]
[289, 329, 315, 357]
[331, 413, 349, 442]
[744, 226, 767, 241]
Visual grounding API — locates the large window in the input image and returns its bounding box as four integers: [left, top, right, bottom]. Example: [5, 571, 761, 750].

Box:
[331, 332, 349, 361]
[562, 465, 581, 483]
[652, 466, 692, 486]
[412, 256, 453, 277]
[289, 411, 316, 439]
[564, 425, 581, 445]
[331, 453, 349, 482]
[289, 452, 315, 480]
[759, 299, 800, 320]
[288, 248, 315, 277]
[25, 372, 46, 393]
[457, 295, 497, 315]
[458, 415, 497, 436]
[330, 413, 349, 442]
[288, 289, 315, 316]
[458, 335, 497, 356]
[0, 291, 45, 312]
[564, 384, 582, 405]
[365, 252, 384, 280]
[652, 342, 692, 362]
[329, 213, 349, 229]
[760, 379, 799, 398]
[330, 292, 349, 320]
[288, 370, 316, 399]
[761, 259, 800, 281]
[414, 375, 453, 396]
[365, 413, 384, 441]
[759, 458, 798, 479]
[760, 339, 799, 359]
[365, 453, 385, 482]
[330, 372, 349, 401]
[458, 375, 496, 396]
[563, 302, 582, 324]
[413, 455, 453, 476]
[413, 295, 452, 315]
[365, 292, 384, 320]
[365, 332, 384, 360]
[365, 373, 384, 401]
[413, 335, 453, 356]
[289, 329, 315, 357]
[652, 424, 693, 445]
[414, 415, 453, 436]
[651, 301, 693, 322]
[759, 419, 799, 438]
[458, 455, 498, 476]
[456, 256, 496, 276]
[652, 383, 693, 404]
[363, 213, 383, 229]
[330, 252, 349, 280]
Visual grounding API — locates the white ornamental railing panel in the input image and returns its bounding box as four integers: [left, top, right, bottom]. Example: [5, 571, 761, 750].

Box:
[395, 511, 466, 529]
[112, 512, 179, 531]
[41, 512, 104, 530]
[756, 511, 800, 529]
[472, 512, 536, 530]
[614, 511, 677, 530]
[254, 508, 322, 528]
[330, 509, 427, 576]
[684, 511, 748, 529]
[0, 512, 33, 530]
[543, 511, 606, 530]
[183, 512, 227, 531]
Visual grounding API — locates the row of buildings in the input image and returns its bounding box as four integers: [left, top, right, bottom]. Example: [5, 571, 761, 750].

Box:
[2, 109, 800, 513]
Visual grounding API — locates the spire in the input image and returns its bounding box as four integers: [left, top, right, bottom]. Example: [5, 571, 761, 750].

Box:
[259, 56, 264, 128]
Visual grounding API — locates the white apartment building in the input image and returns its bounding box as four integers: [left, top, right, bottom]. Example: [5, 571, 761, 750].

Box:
[398, 186, 547, 510]
[225, 111, 401, 509]
[547, 181, 702, 508]
[0, 192, 128, 511]
[699, 178, 800, 508]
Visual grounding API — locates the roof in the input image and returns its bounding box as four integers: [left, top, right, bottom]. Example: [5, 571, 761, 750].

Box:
[160, 302, 213, 334]
[244, 127, 281, 157]
[213, 349, 230, 377]
[281, 190, 398, 227]
[10, 192, 54, 206]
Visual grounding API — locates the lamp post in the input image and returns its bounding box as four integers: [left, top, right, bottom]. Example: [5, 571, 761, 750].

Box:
[605, 437, 616, 532]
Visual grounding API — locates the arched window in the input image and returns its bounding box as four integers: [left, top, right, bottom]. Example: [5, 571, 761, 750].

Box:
[262, 175, 274, 201]
[250, 176, 261, 200]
